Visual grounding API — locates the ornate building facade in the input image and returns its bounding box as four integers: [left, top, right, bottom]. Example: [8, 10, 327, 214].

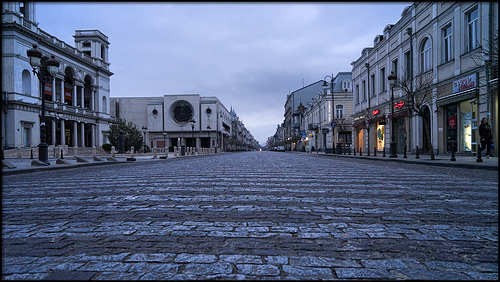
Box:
[2, 2, 113, 154]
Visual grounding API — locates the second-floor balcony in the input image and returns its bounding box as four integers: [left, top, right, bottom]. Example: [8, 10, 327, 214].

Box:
[308, 123, 318, 130]
[293, 122, 301, 129]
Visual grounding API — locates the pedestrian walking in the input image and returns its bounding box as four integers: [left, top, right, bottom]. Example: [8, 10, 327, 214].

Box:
[479, 117, 493, 158]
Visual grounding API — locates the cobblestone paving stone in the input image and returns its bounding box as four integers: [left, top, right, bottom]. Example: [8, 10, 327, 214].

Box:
[2, 151, 498, 280]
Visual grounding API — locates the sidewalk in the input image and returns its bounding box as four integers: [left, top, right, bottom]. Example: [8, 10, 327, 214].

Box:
[2, 150, 498, 176]
[1, 152, 187, 176]
[297, 150, 498, 171]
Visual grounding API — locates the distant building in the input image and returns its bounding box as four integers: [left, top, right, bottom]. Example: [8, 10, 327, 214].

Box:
[110, 95, 258, 151]
[299, 72, 353, 153]
[2, 2, 113, 154]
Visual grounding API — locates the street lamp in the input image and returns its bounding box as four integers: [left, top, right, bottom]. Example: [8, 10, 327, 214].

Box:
[322, 75, 335, 154]
[141, 126, 148, 153]
[26, 44, 60, 165]
[189, 119, 196, 152]
[388, 71, 398, 158]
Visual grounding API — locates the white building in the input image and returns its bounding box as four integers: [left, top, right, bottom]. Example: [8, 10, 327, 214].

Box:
[2, 2, 113, 155]
[351, 2, 498, 156]
[110, 95, 235, 152]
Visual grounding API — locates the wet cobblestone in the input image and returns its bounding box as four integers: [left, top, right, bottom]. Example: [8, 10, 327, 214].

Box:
[2, 151, 498, 280]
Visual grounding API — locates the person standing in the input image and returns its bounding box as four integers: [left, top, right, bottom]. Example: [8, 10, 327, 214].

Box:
[479, 117, 493, 158]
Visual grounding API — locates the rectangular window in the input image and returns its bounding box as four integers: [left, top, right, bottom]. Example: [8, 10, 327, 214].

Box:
[380, 67, 386, 92]
[370, 74, 375, 97]
[443, 24, 452, 62]
[362, 81, 366, 101]
[336, 105, 344, 119]
[355, 84, 359, 104]
[392, 59, 398, 76]
[466, 8, 479, 51]
[404, 51, 411, 80]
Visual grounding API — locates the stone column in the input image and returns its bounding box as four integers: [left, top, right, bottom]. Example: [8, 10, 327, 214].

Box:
[81, 87, 85, 109]
[73, 121, 78, 147]
[60, 120, 66, 146]
[90, 124, 95, 147]
[51, 119, 56, 145]
[91, 88, 96, 111]
[80, 122, 85, 147]
[60, 81, 65, 103]
[73, 85, 77, 107]
[52, 77, 56, 102]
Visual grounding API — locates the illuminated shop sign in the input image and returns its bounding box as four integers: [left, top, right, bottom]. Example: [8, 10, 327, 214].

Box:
[453, 74, 476, 93]
[395, 101, 405, 109]
[372, 109, 380, 115]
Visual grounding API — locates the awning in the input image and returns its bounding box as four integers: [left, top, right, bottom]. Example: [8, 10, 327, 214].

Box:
[436, 88, 477, 107]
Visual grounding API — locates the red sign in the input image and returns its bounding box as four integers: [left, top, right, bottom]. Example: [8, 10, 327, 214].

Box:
[372, 109, 380, 115]
[44, 83, 52, 96]
[395, 101, 405, 109]
[448, 116, 457, 129]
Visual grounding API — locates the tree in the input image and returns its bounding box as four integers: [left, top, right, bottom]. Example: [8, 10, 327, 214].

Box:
[106, 118, 143, 152]
[398, 71, 436, 160]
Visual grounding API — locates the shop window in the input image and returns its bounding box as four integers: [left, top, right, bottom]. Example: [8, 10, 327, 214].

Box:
[446, 104, 458, 152]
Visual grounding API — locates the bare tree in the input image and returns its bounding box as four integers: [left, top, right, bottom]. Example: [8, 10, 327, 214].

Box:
[398, 71, 436, 160]
[469, 29, 498, 81]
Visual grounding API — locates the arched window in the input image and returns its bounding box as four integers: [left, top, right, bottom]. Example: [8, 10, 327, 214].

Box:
[336, 104, 344, 119]
[420, 38, 432, 72]
[102, 96, 107, 113]
[22, 69, 31, 96]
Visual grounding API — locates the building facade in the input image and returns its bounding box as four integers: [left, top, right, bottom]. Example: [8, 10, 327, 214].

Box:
[299, 72, 353, 153]
[283, 80, 324, 151]
[351, 2, 498, 156]
[110, 95, 258, 152]
[2, 2, 113, 154]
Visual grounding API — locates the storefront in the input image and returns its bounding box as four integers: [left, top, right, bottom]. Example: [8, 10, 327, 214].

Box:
[370, 109, 386, 153]
[352, 115, 364, 153]
[437, 73, 479, 154]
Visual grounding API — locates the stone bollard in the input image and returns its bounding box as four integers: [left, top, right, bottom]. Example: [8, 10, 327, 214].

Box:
[73, 146, 78, 157]
[164, 146, 168, 159]
[17, 147, 22, 158]
[127, 146, 136, 161]
[153, 147, 157, 159]
[111, 146, 116, 157]
[92, 146, 97, 157]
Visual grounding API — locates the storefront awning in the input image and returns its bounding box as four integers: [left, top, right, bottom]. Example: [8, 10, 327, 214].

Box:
[436, 88, 477, 107]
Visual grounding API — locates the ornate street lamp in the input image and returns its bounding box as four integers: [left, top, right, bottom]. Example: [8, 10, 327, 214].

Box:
[388, 71, 398, 158]
[322, 75, 335, 154]
[26, 44, 59, 165]
[142, 126, 148, 153]
[189, 119, 196, 152]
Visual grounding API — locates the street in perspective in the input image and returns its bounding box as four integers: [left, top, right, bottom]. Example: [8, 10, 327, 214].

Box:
[2, 151, 498, 280]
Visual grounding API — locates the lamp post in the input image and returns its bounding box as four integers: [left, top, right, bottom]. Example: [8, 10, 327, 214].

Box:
[142, 126, 148, 153]
[189, 119, 196, 152]
[322, 75, 335, 154]
[26, 44, 60, 165]
[388, 71, 398, 158]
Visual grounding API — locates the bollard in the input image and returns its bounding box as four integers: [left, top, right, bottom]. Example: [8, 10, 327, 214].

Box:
[164, 147, 168, 159]
[111, 146, 116, 158]
[415, 146, 420, 159]
[383, 147, 386, 157]
[73, 146, 78, 157]
[30, 149, 34, 159]
[403, 145, 407, 158]
[353, 148, 356, 156]
[450, 147, 456, 161]
[359, 147, 362, 156]
[17, 147, 22, 158]
[61, 149, 64, 159]
[92, 146, 97, 158]
[130, 146, 135, 158]
[373, 147, 377, 157]
[153, 147, 157, 159]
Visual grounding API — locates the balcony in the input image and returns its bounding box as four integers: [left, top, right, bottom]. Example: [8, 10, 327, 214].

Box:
[308, 123, 318, 130]
[293, 123, 301, 129]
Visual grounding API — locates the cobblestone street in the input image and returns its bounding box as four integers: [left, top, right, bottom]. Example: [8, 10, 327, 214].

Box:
[2, 151, 498, 280]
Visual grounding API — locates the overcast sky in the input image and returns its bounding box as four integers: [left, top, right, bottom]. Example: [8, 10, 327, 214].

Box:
[36, 2, 411, 145]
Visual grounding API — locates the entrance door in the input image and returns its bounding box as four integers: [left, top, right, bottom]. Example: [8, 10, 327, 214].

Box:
[422, 106, 432, 154]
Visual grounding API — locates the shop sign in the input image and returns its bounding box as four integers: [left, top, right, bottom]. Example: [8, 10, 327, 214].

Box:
[448, 116, 457, 129]
[453, 74, 476, 93]
[395, 101, 405, 109]
[372, 109, 380, 115]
